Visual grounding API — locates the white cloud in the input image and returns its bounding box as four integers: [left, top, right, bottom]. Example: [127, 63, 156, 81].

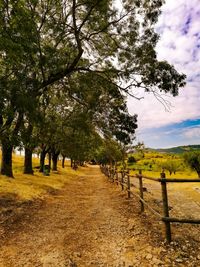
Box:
[128, 0, 200, 132]
[128, 84, 200, 130]
[183, 126, 200, 138]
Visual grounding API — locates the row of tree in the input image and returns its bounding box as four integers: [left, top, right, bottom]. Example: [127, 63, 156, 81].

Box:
[0, 0, 186, 177]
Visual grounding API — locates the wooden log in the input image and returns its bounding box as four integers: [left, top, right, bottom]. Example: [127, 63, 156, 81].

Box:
[160, 172, 172, 243]
[162, 217, 200, 224]
[138, 170, 144, 212]
[134, 174, 160, 182]
[132, 176, 200, 183]
[142, 176, 161, 182]
[160, 178, 200, 183]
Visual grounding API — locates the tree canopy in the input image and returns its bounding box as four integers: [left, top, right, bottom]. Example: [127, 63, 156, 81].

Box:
[0, 0, 186, 177]
[183, 152, 200, 178]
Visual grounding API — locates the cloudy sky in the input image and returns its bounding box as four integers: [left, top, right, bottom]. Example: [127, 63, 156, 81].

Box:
[128, 0, 200, 148]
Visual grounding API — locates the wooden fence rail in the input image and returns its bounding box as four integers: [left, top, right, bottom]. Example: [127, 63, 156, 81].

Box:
[100, 165, 200, 243]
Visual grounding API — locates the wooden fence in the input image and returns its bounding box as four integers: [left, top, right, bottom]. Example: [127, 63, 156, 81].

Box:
[100, 165, 200, 243]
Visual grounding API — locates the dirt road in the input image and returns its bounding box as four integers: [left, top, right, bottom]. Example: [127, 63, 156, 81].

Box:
[0, 166, 199, 267]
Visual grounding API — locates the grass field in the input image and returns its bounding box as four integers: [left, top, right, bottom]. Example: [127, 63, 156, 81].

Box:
[0, 153, 82, 200]
[125, 151, 199, 179]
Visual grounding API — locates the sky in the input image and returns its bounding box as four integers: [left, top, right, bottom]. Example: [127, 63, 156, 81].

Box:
[127, 0, 200, 148]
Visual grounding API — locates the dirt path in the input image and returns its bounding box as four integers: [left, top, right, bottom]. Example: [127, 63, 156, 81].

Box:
[0, 166, 200, 267]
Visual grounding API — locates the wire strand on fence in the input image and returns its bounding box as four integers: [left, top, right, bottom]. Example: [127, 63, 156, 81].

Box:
[118, 181, 162, 219]
[100, 165, 200, 243]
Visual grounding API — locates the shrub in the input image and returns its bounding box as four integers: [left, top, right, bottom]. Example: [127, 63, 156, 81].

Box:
[128, 156, 137, 163]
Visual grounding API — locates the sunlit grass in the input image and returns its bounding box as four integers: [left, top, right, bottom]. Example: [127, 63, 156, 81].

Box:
[127, 152, 199, 179]
[0, 153, 83, 200]
[129, 170, 198, 179]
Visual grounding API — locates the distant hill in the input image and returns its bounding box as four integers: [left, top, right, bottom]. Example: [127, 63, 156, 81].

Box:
[151, 145, 200, 154]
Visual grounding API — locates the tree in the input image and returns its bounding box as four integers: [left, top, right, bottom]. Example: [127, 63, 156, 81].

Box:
[20, 105, 44, 174]
[134, 142, 145, 159]
[161, 160, 181, 176]
[183, 152, 200, 178]
[95, 139, 123, 166]
[0, 0, 186, 176]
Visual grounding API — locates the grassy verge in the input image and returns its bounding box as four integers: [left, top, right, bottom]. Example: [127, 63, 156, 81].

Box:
[0, 154, 82, 201]
[129, 170, 198, 179]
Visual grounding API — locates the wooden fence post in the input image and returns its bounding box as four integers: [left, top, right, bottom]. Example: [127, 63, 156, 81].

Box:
[121, 171, 124, 190]
[161, 172, 171, 243]
[138, 170, 144, 212]
[127, 170, 131, 198]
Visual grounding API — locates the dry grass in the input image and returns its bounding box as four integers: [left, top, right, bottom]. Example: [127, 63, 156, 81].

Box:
[0, 153, 83, 200]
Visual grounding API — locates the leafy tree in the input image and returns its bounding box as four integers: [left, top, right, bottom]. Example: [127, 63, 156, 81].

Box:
[134, 142, 146, 159]
[95, 139, 123, 166]
[183, 152, 200, 178]
[0, 0, 186, 177]
[161, 160, 181, 176]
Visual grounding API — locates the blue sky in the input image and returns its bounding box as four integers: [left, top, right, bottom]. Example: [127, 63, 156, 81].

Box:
[128, 0, 200, 148]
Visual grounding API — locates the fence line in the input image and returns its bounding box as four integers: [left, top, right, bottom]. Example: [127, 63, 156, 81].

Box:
[100, 165, 200, 243]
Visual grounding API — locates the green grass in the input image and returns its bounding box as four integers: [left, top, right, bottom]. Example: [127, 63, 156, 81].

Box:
[129, 170, 198, 179]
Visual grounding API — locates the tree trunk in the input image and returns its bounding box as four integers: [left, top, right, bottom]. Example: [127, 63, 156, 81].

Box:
[24, 147, 34, 174]
[70, 158, 73, 168]
[62, 155, 65, 168]
[72, 160, 78, 170]
[0, 112, 23, 178]
[1, 140, 14, 178]
[52, 152, 59, 171]
[39, 150, 47, 172]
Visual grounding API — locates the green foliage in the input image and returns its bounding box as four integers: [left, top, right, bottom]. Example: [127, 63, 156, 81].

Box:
[160, 160, 182, 175]
[126, 151, 188, 174]
[95, 140, 123, 165]
[134, 142, 145, 155]
[127, 156, 137, 164]
[0, 0, 187, 176]
[183, 151, 200, 178]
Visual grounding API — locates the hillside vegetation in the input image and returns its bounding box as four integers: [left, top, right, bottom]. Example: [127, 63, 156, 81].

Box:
[126, 151, 199, 178]
[152, 144, 200, 154]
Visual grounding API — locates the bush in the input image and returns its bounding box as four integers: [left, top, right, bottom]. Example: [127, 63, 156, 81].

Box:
[128, 156, 137, 163]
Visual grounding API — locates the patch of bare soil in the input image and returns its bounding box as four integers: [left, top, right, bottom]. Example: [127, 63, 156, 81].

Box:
[0, 166, 200, 267]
